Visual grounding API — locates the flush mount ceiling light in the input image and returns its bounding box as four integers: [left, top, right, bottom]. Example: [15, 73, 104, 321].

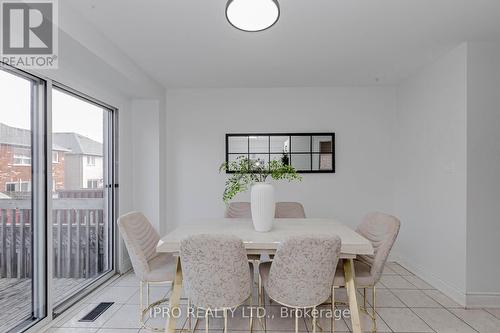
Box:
[226, 0, 280, 32]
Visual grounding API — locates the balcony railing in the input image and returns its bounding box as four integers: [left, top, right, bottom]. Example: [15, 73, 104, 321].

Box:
[0, 198, 107, 279]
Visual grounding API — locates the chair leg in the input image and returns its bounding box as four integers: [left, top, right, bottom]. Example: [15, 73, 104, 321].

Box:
[371, 286, 377, 333]
[295, 308, 299, 333]
[312, 306, 317, 333]
[258, 273, 262, 306]
[137, 280, 173, 332]
[248, 296, 254, 333]
[205, 309, 209, 333]
[262, 283, 267, 332]
[363, 288, 367, 311]
[331, 286, 335, 333]
[223, 309, 228, 333]
[188, 298, 192, 332]
[139, 281, 144, 326]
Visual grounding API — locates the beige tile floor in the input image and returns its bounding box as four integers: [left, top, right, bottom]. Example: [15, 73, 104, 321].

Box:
[44, 262, 500, 333]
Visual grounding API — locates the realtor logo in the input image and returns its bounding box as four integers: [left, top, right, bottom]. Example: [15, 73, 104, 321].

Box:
[1, 0, 58, 68]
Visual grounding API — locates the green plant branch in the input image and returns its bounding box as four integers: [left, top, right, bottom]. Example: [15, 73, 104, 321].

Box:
[220, 156, 302, 204]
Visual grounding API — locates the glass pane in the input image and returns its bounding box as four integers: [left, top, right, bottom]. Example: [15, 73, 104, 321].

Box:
[291, 135, 310, 153]
[270, 136, 289, 153]
[249, 153, 269, 168]
[228, 136, 248, 153]
[0, 69, 35, 331]
[290, 154, 311, 171]
[270, 153, 290, 166]
[228, 153, 247, 171]
[312, 153, 333, 171]
[312, 135, 333, 153]
[52, 88, 112, 306]
[249, 136, 268, 153]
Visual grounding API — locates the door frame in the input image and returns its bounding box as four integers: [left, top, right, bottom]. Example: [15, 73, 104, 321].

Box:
[49, 82, 119, 316]
[0, 64, 48, 333]
[1, 62, 120, 333]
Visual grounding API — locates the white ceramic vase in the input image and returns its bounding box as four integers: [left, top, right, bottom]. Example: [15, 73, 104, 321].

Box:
[250, 182, 275, 232]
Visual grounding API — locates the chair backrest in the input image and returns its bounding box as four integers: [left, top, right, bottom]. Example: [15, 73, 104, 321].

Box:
[356, 212, 401, 283]
[226, 201, 306, 219]
[267, 235, 341, 308]
[224, 202, 251, 218]
[117, 212, 160, 281]
[180, 234, 252, 309]
[275, 202, 306, 218]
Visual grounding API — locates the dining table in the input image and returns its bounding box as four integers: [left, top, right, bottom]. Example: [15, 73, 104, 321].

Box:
[156, 218, 374, 333]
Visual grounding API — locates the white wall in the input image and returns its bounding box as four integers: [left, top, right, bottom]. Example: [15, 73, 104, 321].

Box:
[466, 42, 500, 306]
[161, 42, 500, 308]
[165, 87, 397, 229]
[31, 2, 165, 274]
[394, 44, 468, 304]
[131, 100, 160, 230]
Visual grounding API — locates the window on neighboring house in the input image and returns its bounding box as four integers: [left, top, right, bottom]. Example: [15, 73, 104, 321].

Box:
[87, 179, 100, 189]
[5, 181, 31, 192]
[86, 156, 96, 166]
[5, 183, 16, 192]
[13, 148, 31, 165]
[52, 151, 59, 163]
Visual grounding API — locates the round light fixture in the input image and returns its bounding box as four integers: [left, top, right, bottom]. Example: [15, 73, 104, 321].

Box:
[226, 0, 280, 32]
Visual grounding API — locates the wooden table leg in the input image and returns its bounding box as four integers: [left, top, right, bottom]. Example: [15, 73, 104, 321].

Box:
[344, 259, 363, 333]
[166, 256, 183, 333]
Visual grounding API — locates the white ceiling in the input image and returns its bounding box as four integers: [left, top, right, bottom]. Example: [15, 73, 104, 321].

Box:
[67, 0, 500, 88]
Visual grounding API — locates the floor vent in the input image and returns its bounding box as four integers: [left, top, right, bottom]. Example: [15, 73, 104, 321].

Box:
[78, 302, 114, 322]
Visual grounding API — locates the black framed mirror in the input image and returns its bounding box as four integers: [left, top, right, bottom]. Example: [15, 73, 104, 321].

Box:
[225, 133, 335, 173]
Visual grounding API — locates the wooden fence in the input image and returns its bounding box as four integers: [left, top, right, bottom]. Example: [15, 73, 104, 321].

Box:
[0, 199, 107, 279]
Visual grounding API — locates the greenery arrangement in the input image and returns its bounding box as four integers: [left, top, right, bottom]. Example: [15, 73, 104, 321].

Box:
[219, 156, 302, 204]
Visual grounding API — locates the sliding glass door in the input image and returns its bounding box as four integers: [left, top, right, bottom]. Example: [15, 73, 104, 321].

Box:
[0, 64, 117, 332]
[51, 86, 115, 308]
[0, 67, 46, 332]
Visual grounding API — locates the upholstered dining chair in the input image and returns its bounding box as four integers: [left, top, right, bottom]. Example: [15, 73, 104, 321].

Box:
[180, 234, 254, 333]
[333, 212, 400, 333]
[117, 212, 177, 331]
[274, 202, 306, 218]
[259, 235, 342, 333]
[225, 202, 260, 264]
[226, 201, 307, 273]
[225, 201, 307, 219]
[224, 201, 252, 218]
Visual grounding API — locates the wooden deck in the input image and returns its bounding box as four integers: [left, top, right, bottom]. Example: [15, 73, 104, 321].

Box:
[0, 277, 91, 332]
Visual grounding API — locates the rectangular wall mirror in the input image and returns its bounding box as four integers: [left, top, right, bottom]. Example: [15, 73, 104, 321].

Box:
[226, 133, 335, 173]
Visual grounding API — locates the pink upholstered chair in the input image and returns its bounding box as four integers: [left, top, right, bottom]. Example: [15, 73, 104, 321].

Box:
[275, 202, 306, 218]
[225, 202, 258, 263]
[333, 212, 401, 332]
[118, 212, 176, 330]
[225, 201, 306, 219]
[259, 235, 341, 333]
[181, 234, 254, 333]
[224, 202, 252, 218]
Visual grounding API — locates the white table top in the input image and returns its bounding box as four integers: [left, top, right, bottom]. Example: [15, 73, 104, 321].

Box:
[157, 218, 374, 256]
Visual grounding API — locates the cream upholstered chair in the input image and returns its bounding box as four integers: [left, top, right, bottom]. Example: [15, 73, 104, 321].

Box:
[274, 202, 306, 218]
[259, 235, 341, 333]
[117, 212, 176, 330]
[224, 202, 252, 218]
[180, 234, 253, 333]
[225, 201, 306, 219]
[333, 212, 400, 333]
[225, 202, 260, 263]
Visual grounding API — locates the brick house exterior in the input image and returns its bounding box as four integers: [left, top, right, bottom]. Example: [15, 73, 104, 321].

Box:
[0, 123, 67, 196]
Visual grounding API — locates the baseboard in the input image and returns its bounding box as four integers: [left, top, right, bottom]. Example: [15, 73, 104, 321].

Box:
[390, 253, 467, 307]
[466, 292, 500, 308]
